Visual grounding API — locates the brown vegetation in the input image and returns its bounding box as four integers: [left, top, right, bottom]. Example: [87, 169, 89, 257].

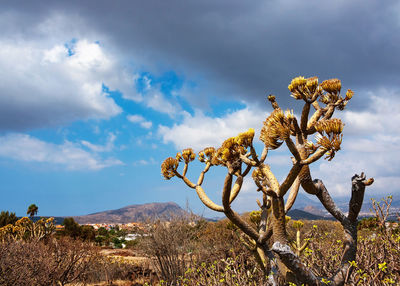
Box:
[0, 206, 399, 285]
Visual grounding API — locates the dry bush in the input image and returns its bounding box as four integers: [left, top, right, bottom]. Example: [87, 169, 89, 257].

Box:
[140, 218, 199, 284]
[194, 219, 249, 262]
[285, 219, 400, 285]
[140, 217, 256, 283]
[0, 237, 98, 286]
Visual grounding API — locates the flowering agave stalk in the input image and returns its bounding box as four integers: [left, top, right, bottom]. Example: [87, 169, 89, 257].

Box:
[161, 76, 374, 285]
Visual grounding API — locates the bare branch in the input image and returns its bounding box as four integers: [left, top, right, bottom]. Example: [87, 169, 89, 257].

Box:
[278, 162, 302, 197]
[196, 162, 211, 186]
[285, 177, 301, 213]
[300, 102, 311, 133]
[314, 179, 346, 223]
[301, 147, 328, 165]
[195, 185, 224, 212]
[222, 173, 259, 241]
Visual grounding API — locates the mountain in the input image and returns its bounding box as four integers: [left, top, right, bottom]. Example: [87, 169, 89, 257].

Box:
[73, 202, 189, 224]
[287, 209, 334, 221]
[289, 192, 400, 218]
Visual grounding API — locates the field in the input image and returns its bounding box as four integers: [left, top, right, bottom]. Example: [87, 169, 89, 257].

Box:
[1, 210, 399, 286]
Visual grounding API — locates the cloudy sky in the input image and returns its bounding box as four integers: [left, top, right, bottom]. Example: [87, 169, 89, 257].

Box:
[0, 0, 399, 217]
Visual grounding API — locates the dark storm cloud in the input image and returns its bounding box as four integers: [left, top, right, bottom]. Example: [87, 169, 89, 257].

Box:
[2, 0, 400, 111]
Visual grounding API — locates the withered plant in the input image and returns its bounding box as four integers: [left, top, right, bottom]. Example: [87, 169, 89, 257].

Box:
[161, 76, 374, 285]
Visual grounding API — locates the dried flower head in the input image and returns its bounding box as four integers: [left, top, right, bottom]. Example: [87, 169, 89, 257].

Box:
[315, 133, 343, 161]
[285, 109, 294, 120]
[345, 89, 354, 100]
[314, 119, 344, 135]
[181, 148, 196, 163]
[235, 128, 255, 148]
[306, 76, 319, 91]
[321, 78, 341, 94]
[212, 135, 247, 166]
[288, 76, 307, 92]
[161, 157, 179, 179]
[289, 76, 319, 100]
[198, 147, 216, 163]
[305, 140, 317, 153]
[260, 109, 291, 149]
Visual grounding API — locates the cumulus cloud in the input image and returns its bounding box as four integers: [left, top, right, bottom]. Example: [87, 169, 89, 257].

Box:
[81, 132, 117, 152]
[133, 75, 181, 117]
[158, 105, 269, 151]
[133, 157, 157, 166]
[312, 91, 400, 197]
[127, 114, 153, 129]
[0, 133, 123, 170]
[145, 90, 180, 117]
[3, 1, 399, 112]
[0, 37, 140, 131]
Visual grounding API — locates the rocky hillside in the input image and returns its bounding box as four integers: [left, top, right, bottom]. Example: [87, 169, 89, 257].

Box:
[73, 202, 189, 224]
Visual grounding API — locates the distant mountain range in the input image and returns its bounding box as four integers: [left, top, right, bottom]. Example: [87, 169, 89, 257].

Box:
[73, 202, 190, 224]
[72, 201, 333, 224]
[290, 192, 400, 219]
[287, 209, 333, 221]
[25, 192, 395, 225]
[71, 193, 399, 224]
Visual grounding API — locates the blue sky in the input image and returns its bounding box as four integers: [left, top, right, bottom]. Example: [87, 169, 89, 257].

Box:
[0, 0, 399, 217]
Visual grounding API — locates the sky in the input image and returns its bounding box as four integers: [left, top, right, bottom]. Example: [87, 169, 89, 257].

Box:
[0, 0, 399, 217]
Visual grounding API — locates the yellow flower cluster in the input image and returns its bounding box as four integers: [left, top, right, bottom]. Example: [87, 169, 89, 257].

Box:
[288, 76, 319, 100]
[321, 78, 341, 94]
[314, 118, 344, 135]
[260, 109, 292, 149]
[288, 76, 307, 93]
[15, 217, 30, 226]
[235, 128, 255, 148]
[345, 89, 354, 100]
[213, 137, 246, 165]
[315, 133, 342, 161]
[161, 157, 179, 179]
[210, 128, 255, 166]
[292, 220, 304, 230]
[176, 148, 196, 163]
[0, 216, 55, 242]
[249, 210, 261, 225]
[306, 76, 318, 91]
[198, 147, 216, 163]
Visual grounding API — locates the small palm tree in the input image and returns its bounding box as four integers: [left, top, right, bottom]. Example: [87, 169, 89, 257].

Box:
[27, 204, 38, 218]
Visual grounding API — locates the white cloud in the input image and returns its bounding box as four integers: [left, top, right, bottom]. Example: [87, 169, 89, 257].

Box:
[158, 105, 269, 151]
[311, 91, 400, 197]
[137, 75, 181, 117]
[81, 132, 117, 152]
[0, 133, 123, 170]
[341, 91, 400, 136]
[127, 114, 153, 129]
[133, 157, 157, 166]
[0, 38, 141, 131]
[146, 90, 179, 117]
